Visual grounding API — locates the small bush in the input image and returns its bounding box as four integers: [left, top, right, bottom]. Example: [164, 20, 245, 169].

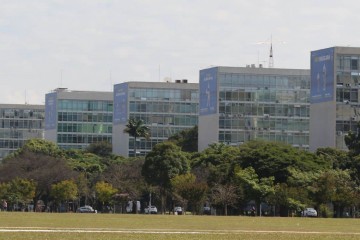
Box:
[319, 204, 333, 218]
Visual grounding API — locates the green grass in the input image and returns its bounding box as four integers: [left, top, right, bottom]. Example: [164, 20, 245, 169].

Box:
[1, 212, 360, 239]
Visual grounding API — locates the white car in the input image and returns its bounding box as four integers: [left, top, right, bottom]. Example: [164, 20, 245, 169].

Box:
[144, 206, 157, 214]
[174, 206, 183, 215]
[76, 205, 97, 213]
[302, 208, 317, 217]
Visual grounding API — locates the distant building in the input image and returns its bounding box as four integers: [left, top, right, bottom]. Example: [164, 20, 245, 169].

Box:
[112, 81, 198, 157]
[44, 88, 113, 150]
[198, 66, 310, 151]
[0, 104, 44, 160]
[310, 47, 360, 151]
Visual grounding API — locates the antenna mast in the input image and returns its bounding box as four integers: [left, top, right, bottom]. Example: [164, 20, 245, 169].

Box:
[269, 36, 274, 68]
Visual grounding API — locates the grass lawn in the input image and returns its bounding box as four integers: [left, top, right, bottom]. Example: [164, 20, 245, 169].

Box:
[1, 212, 360, 239]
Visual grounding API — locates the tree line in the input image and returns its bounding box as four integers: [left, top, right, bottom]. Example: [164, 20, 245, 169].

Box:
[1, 121, 360, 217]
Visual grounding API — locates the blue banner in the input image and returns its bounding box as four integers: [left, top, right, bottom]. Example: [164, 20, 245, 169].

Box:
[113, 83, 128, 124]
[200, 67, 218, 115]
[45, 92, 57, 130]
[311, 47, 334, 103]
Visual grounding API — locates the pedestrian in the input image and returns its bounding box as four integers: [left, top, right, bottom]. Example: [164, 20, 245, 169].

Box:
[2, 200, 7, 211]
[251, 206, 255, 216]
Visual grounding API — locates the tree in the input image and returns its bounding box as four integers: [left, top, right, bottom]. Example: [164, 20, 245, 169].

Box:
[142, 142, 189, 213]
[123, 118, 150, 157]
[5, 139, 64, 160]
[211, 184, 239, 216]
[316, 147, 350, 170]
[270, 183, 306, 217]
[238, 140, 328, 183]
[3, 178, 36, 211]
[168, 125, 198, 152]
[102, 157, 146, 202]
[95, 181, 118, 211]
[0, 151, 76, 209]
[66, 151, 107, 205]
[171, 173, 208, 214]
[86, 141, 112, 157]
[191, 143, 240, 186]
[344, 123, 360, 156]
[0, 182, 9, 201]
[282, 168, 320, 215]
[311, 169, 358, 217]
[236, 167, 274, 216]
[51, 180, 78, 212]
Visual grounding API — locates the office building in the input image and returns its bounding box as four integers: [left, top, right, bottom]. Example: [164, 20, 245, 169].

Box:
[112, 81, 198, 157]
[310, 47, 360, 151]
[44, 88, 113, 150]
[198, 66, 310, 151]
[0, 104, 44, 160]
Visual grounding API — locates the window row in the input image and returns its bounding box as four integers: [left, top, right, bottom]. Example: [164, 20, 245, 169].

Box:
[218, 131, 309, 146]
[0, 129, 43, 139]
[0, 119, 43, 129]
[129, 114, 198, 126]
[0, 139, 26, 149]
[219, 103, 309, 117]
[219, 118, 308, 131]
[58, 144, 83, 150]
[58, 100, 113, 112]
[337, 56, 360, 71]
[57, 134, 112, 144]
[336, 120, 359, 132]
[219, 89, 309, 103]
[58, 123, 112, 134]
[126, 126, 196, 156]
[130, 101, 198, 114]
[149, 126, 194, 138]
[336, 71, 360, 87]
[218, 73, 310, 89]
[129, 88, 198, 101]
[0, 150, 13, 159]
[58, 112, 113, 123]
[336, 88, 359, 103]
[0, 109, 44, 119]
[128, 138, 165, 156]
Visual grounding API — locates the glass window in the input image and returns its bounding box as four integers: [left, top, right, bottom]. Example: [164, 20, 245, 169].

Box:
[351, 58, 358, 70]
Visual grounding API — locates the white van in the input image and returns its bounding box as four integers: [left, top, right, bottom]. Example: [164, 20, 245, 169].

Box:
[126, 201, 141, 213]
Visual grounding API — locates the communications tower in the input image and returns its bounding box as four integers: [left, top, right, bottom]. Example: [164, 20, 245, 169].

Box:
[269, 39, 274, 68]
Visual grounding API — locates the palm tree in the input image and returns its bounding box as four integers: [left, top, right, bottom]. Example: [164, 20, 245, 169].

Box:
[123, 118, 150, 157]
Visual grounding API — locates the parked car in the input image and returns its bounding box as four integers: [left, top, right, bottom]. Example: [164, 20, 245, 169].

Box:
[302, 208, 317, 217]
[203, 206, 211, 215]
[174, 206, 183, 215]
[144, 206, 157, 214]
[76, 205, 97, 213]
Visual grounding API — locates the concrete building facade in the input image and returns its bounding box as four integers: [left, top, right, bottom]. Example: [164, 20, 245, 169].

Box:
[44, 88, 113, 150]
[112, 81, 198, 157]
[198, 66, 310, 151]
[0, 104, 44, 160]
[310, 47, 360, 151]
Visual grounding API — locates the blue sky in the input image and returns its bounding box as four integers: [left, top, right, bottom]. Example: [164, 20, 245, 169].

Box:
[0, 0, 358, 104]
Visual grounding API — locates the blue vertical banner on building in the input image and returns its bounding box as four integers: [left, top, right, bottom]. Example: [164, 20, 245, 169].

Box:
[45, 92, 57, 130]
[200, 67, 218, 115]
[113, 83, 128, 124]
[311, 47, 334, 103]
